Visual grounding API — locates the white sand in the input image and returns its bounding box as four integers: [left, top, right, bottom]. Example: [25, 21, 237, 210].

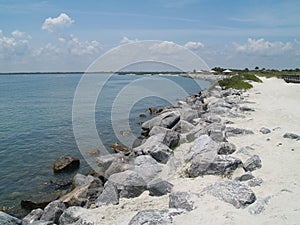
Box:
[77, 77, 300, 225]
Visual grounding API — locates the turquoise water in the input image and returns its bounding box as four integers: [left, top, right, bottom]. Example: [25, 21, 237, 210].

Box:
[0, 73, 210, 215]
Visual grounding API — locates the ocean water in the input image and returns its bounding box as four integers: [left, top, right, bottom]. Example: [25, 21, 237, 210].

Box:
[0, 73, 210, 215]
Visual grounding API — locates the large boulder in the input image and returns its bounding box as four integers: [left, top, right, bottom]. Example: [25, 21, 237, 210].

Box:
[204, 180, 256, 208]
[96, 153, 124, 171]
[186, 135, 219, 162]
[202, 113, 221, 124]
[169, 192, 195, 211]
[22, 208, 44, 225]
[142, 111, 180, 131]
[58, 206, 82, 225]
[162, 130, 180, 148]
[108, 170, 147, 198]
[59, 176, 103, 207]
[149, 126, 170, 136]
[147, 179, 173, 196]
[104, 157, 133, 179]
[0, 211, 21, 225]
[205, 123, 225, 142]
[172, 120, 195, 134]
[53, 156, 80, 173]
[243, 155, 262, 172]
[133, 155, 162, 183]
[129, 209, 173, 225]
[178, 108, 199, 123]
[72, 173, 95, 188]
[95, 181, 119, 207]
[40, 200, 66, 224]
[133, 138, 174, 164]
[188, 155, 242, 177]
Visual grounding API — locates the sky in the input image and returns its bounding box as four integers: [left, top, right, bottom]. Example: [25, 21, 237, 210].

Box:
[0, 0, 299, 72]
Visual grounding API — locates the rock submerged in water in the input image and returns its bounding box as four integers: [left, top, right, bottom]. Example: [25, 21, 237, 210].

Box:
[53, 156, 80, 173]
[21, 191, 62, 210]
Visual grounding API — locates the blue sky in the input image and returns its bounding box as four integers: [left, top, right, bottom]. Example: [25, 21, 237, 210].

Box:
[0, 0, 299, 72]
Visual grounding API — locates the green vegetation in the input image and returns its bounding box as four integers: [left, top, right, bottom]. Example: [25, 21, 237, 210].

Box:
[218, 76, 253, 90]
[241, 73, 262, 83]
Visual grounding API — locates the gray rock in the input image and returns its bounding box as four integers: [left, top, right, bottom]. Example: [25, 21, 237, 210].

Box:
[53, 156, 80, 173]
[104, 157, 133, 179]
[108, 170, 146, 198]
[0, 211, 21, 225]
[186, 135, 219, 162]
[225, 127, 254, 137]
[248, 177, 263, 187]
[142, 111, 180, 131]
[40, 200, 66, 224]
[205, 123, 225, 142]
[185, 123, 207, 142]
[172, 120, 195, 134]
[169, 192, 195, 211]
[243, 155, 262, 172]
[189, 155, 242, 177]
[134, 155, 162, 183]
[208, 106, 230, 115]
[283, 132, 300, 140]
[234, 172, 255, 182]
[248, 196, 271, 214]
[239, 106, 255, 112]
[163, 130, 180, 148]
[149, 126, 170, 136]
[218, 142, 236, 155]
[202, 114, 221, 124]
[129, 209, 173, 225]
[134, 139, 174, 164]
[147, 179, 173, 196]
[204, 180, 256, 208]
[58, 206, 82, 225]
[29, 221, 55, 225]
[95, 181, 119, 206]
[96, 153, 124, 171]
[178, 108, 199, 123]
[60, 176, 103, 207]
[72, 173, 94, 188]
[259, 127, 271, 134]
[22, 208, 44, 225]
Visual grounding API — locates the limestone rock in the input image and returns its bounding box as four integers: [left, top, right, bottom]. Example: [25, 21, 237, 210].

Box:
[142, 111, 180, 131]
[259, 127, 271, 134]
[133, 155, 162, 183]
[225, 127, 254, 137]
[248, 196, 271, 214]
[40, 200, 66, 224]
[248, 177, 263, 187]
[129, 209, 172, 225]
[234, 172, 255, 182]
[22, 208, 44, 225]
[218, 142, 236, 155]
[169, 192, 195, 211]
[147, 179, 173, 196]
[58, 206, 82, 225]
[243, 155, 262, 172]
[53, 156, 80, 173]
[95, 181, 119, 206]
[108, 170, 146, 198]
[189, 154, 242, 177]
[204, 180, 256, 208]
[0, 211, 21, 225]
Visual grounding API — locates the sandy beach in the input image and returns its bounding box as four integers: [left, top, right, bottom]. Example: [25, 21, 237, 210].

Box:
[56, 77, 299, 225]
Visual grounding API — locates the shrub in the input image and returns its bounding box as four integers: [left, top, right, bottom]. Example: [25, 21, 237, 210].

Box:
[242, 74, 262, 83]
[218, 76, 253, 90]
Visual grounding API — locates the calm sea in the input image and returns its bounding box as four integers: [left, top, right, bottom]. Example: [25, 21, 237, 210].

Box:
[0, 73, 210, 216]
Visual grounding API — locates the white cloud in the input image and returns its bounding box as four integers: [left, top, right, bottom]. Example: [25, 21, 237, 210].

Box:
[0, 30, 30, 59]
[235, 38, 293, 55]
[149, 41, 180, 54]
[42, 13, 74, 33]
[120, 37, 139, 44]
[11, 30, 25, 38]
[184, 41, 204, 50]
